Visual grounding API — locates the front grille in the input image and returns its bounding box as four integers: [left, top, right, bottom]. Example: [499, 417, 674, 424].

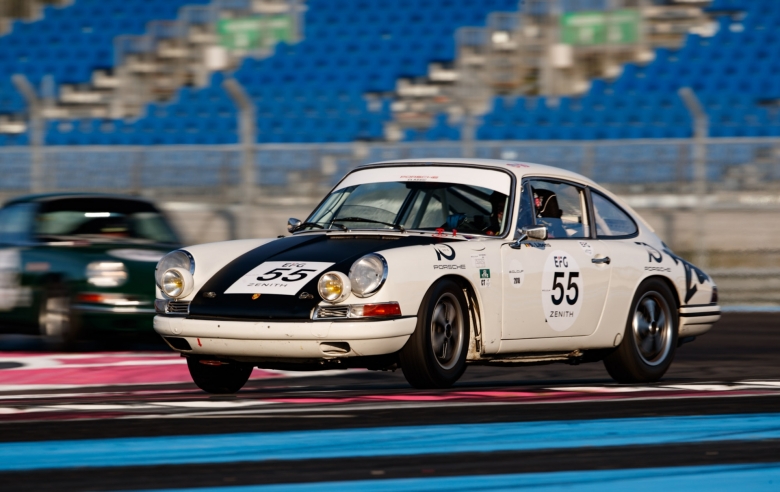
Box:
[167, 301, 190, 315]
[313, 306, 349, 319]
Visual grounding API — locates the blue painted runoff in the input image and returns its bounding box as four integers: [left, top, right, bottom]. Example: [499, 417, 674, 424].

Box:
[137, 463, 780, 492]
[2, 413, 780, 472]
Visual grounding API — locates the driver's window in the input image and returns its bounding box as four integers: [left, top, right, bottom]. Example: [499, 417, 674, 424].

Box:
[528, 180, 589, 239]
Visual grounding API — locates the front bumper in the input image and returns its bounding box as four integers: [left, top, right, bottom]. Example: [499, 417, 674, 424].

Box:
[153, 316, 418, 359]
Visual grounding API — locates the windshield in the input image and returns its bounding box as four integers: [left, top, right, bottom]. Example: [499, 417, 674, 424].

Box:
[306, 181, 510, 236]
[35, 198, 179, 244]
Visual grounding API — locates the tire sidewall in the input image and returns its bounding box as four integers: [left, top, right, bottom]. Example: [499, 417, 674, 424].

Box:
[621, 278, 679, 380]
[416, 280, 470, 385]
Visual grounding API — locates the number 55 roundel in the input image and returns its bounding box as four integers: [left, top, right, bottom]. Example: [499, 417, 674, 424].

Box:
[225, 261, 334, 295]
[541, 251, 582, 332]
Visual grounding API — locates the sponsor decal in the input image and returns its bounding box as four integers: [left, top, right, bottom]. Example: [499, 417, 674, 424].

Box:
[471, 253, 487, 269]
[645, 266, 671, 272]
[577, 241, 594, 256]
[505, 162, 531, 168]
[434, 264, 466, 270]
[523, 242, 550, 249]
[635, 242, 663, 263]
[107, 249, 166, 263]
[541, 250, 582, 332]
[508, 259, 525, 289]
[433, 244, 456, 261]
[479, 268, 491, 288]
[400, 175, 439, 181]
[224, 261, 334, 295]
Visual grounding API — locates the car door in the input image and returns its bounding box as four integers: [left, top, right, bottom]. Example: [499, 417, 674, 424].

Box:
[501, 178, 612, 339]
[0, 203, 37, 328]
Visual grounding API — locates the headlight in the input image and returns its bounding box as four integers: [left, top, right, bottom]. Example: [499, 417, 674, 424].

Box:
[318, 271, 351, 303]
[348, 254, 387, 298]
[156, 250, 194, 289]
[161, 267, 194, 298]
[86, 262, 127, 287]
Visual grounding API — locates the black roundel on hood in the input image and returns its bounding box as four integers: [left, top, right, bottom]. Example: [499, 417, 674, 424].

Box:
[188, 234, 459, 321]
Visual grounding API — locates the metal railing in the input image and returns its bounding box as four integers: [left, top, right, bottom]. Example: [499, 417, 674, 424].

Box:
[1, 137, 779, 198]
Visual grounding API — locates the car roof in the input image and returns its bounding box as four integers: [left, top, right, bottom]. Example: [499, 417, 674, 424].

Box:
[360, 158, 598, 186]
[3, 193, 154, 207]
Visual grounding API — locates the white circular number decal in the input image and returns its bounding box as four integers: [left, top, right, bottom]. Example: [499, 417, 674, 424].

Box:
[541, 250, 582, 332]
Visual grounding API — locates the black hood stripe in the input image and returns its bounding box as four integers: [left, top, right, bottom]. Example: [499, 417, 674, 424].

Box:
[189, 234, 461, 321]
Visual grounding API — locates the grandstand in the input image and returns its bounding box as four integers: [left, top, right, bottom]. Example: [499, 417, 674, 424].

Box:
[0, 0, 778, 146]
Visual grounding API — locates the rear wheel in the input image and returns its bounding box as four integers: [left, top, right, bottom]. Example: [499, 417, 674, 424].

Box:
[187, 357, 253, 394]
[400, 279, 469, 389]
[604, 278, 678, 383]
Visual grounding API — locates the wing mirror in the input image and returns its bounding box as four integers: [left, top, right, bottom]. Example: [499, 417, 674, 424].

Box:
[511, 225, 547, 249]
[287, 218, 302, 233]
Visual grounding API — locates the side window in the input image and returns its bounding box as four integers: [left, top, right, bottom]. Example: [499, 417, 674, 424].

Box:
[528, 180, 589, 239]
[591, 191, 638, 237]
[0, 203, 35, 244]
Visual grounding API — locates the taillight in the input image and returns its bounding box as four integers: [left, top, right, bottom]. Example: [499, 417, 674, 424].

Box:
[710, 286, 718, 304]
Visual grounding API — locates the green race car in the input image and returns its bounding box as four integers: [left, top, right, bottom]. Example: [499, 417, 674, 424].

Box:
[0, 194, 182, 345]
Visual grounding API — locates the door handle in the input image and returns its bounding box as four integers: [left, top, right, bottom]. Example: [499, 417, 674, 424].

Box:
[592, 256, 611, 265]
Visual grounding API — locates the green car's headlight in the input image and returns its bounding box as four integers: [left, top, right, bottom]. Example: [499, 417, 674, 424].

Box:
[86, 261, 127, 287]
[155, 250, 194, 289]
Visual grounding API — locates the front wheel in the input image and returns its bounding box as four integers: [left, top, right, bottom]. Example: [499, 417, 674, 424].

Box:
[39, 283, 78, 349]
[604, 278, 678, 383]
[187, 357, 253, 394]
[400, 279, 470, 389]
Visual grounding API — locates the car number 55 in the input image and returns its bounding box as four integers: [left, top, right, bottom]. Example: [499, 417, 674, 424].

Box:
[225, 261, 334, 295]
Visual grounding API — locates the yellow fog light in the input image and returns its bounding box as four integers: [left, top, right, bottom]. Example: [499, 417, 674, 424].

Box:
[162, 267, 194, 299]
[317, 271, 351, 303]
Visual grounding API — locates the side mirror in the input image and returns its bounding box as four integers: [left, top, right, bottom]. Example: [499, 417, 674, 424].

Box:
[524, 225, 548, 241]
[511, 225, 547, 249]
[287, 218, 302, 233]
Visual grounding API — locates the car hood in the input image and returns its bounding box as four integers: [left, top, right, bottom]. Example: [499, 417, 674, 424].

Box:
[189, 233, 457, 321]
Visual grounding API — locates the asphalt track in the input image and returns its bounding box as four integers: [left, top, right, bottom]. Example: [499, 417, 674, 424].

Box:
[0, 312, 778, 491]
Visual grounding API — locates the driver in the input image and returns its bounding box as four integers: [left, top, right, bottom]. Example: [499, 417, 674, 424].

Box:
[484, 191, 507, 236]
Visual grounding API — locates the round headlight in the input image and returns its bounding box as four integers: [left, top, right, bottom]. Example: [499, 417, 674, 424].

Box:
[317, 271, 351, 303]
[156, 250, 194, 289]
[349, 254, 387, 298]
[162, 267, 194, 298]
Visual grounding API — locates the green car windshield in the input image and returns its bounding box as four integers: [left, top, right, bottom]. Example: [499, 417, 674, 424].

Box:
[305, 181, 509, 236]
[35, 198, 179, 244]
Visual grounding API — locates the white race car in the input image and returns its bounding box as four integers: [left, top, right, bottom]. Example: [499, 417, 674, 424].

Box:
[153, 159, 720, 392]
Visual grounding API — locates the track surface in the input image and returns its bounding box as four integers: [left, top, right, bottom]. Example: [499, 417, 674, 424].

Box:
[0, 312, 778, 491]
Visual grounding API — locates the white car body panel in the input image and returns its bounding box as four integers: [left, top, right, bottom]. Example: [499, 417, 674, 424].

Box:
[154, 158, 720, 365]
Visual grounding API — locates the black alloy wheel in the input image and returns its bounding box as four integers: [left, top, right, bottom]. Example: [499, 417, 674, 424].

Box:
[400, 279, 470, 389]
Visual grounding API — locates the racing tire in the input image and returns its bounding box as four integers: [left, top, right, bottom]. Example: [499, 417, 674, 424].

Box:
[603, 278, 678, 383]
[400, 279, 470, 389]
[187, 357, 254, 394]
[38, 283, 79, 349]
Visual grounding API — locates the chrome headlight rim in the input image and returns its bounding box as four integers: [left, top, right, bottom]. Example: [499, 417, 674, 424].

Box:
[155, 250, 195, 289]
[161, 267, 194, 299]
[317, 271, 352, 304]
[348, 253, 388, 298]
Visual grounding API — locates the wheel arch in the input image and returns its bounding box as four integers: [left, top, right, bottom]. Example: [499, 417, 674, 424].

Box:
[642, 274, 681, 312]
[434, 274, 484, 359]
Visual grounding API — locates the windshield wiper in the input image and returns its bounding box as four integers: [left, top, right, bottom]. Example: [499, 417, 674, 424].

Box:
[332, 217, 405, 232]
[298, 222, 325, 230]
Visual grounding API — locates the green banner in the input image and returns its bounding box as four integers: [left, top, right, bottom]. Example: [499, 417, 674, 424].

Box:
[217, 15, 293, 51]
[560, 9, 640, 46]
